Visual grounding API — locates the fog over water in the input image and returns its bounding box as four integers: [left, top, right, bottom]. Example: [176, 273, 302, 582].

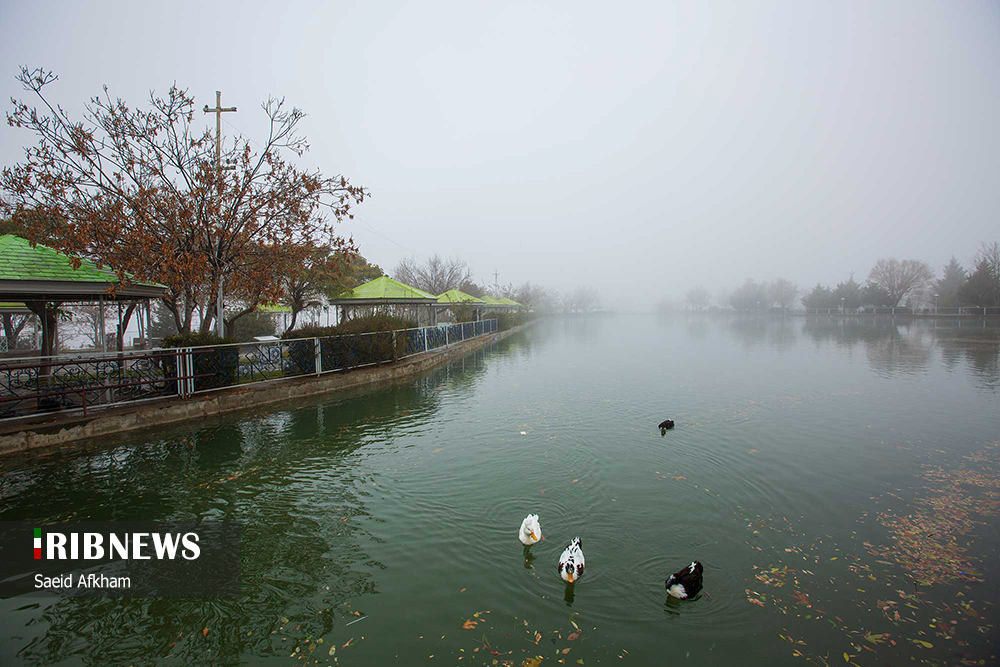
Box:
[1, 1, 998, 305]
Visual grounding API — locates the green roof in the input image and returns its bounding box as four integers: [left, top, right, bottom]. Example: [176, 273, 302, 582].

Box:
[335, 275, 436, 301]
[480, 295, 508, 306]
[437, 289, 484, 304]
[499, 297, 522, 306]
[0, 301, 30, 312]
[0, 235, 164, 288]
[258, 303, 292, 313]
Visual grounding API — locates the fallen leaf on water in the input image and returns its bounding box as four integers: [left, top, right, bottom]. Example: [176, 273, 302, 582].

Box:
[202, 628, 209, 638]
[463, 620, 478, 630]
[572, 479, 579, 484]
[562, 648, 571, 654]
[342, 638, 353, 648]
[567, 632, 580, 641]
[672, 476, 686, 480]
[748, 449, 759, 454]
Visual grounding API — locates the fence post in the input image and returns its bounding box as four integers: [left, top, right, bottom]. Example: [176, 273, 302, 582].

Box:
[423, 327, 428, 352]
[184, 348, 195, 396]
[446, 326, 449, 346]
[314, 338, 322, 375]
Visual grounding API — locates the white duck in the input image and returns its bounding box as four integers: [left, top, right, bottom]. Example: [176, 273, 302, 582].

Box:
[557, 537, 585, 583]
[518, 514, 542, 545]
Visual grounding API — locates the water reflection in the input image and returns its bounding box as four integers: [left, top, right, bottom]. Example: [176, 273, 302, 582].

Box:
[726, 315, 797, 351]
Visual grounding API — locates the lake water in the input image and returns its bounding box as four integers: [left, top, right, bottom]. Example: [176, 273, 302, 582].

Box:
[1, 315, 998, 666]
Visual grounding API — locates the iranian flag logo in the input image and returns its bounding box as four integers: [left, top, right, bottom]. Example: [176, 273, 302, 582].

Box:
[33, 528, 41, 559]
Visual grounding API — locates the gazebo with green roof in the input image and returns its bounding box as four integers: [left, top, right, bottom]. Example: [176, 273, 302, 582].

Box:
[329, 275, 439, 326]
[479, 294, 513, 312]
[0, 234, 167, 358]
[435, 289, 486, 322]
[499, 297, 523, 308]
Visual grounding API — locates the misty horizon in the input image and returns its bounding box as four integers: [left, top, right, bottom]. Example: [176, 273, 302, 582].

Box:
[1, 0, 997, 309]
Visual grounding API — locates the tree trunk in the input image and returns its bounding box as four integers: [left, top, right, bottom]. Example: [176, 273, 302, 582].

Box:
[287, 308, 301, 332]
[117, 303, 137, 352]
[25, 302, 60, 379]
[2, 313, 30, 349]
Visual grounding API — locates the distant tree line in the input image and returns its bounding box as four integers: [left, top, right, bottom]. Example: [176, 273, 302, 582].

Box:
[685, 242, 1000, 311]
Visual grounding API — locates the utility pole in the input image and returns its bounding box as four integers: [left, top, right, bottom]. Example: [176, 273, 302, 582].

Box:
[493, 269, 499, 297]
[203, 91, 237, 338]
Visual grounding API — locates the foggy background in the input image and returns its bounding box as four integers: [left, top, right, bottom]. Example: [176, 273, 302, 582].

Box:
[1, 0, 997, 310]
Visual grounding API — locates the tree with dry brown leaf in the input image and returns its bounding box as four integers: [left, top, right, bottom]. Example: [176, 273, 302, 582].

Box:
[2, 67, 366, 335]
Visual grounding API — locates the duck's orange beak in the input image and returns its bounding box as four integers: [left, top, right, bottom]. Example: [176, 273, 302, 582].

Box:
[530, 532, 537, 541]
[567, 572, 574, 583]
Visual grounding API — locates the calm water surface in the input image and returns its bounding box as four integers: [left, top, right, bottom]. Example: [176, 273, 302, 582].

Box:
[1, 315, 998, 666]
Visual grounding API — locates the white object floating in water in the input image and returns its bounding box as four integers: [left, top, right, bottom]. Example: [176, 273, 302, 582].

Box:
[520, 431, 527, 435]
[519, 514, 542, 545]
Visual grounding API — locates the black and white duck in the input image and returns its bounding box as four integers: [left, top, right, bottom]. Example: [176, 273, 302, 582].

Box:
[665, 561, 703, 599]
[518, 514, 542, 545]
[557, 537, 585, 583]
[658, 419, 675, 430]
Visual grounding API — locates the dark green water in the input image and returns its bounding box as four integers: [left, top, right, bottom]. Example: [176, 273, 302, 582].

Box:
[1, 315, 998, 666]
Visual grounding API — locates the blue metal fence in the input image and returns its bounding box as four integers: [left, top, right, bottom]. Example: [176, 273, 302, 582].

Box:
[0, 319, 499, 421]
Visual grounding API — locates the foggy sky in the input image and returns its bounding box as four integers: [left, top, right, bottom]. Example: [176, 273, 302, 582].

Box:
[1, 0, 997, 308]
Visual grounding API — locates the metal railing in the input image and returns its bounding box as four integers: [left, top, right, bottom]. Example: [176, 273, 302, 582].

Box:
[805, 307, 1000, 315]
[0, 319, 498, 421]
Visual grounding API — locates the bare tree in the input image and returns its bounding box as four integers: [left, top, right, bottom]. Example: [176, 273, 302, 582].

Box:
[392, 255, 473, 295]
[975, 241, 1000, 283]
[685, 287, 710, 310]
[64, 304, 113, 350]
[1, 313, 33, 349]
[567, 287, 600, 313]
[866, 258, 934, 307]
[768, 278, 799, 309]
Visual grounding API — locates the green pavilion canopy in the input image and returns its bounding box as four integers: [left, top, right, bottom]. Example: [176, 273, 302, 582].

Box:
[331, 275, 437, 305]
[0, 234, 168, 357]
[436, 289, 484, 305]
[257, 303, 292, 313]
[0, 235, 166, 302]
[328, 275, 438, 325]
[479, 295, 512, 309]
[0, 301, 31, 314]
[499, 297, 522, 307]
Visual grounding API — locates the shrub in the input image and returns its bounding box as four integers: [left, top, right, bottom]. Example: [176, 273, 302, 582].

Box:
[162, 332, 239, 391]
[281, 314, 414, 373]
[450, 304, 478, 323]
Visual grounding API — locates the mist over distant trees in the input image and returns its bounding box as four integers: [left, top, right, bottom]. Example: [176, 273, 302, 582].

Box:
[729, 279, 768, 310]
[866, 258, 935, 307]
[958, 242, 1000, 307]
[685, 287, 710, 310]
[707, 242, 999, 312]
[768, 279, 799, 309]
[935, 257, 967, 307]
